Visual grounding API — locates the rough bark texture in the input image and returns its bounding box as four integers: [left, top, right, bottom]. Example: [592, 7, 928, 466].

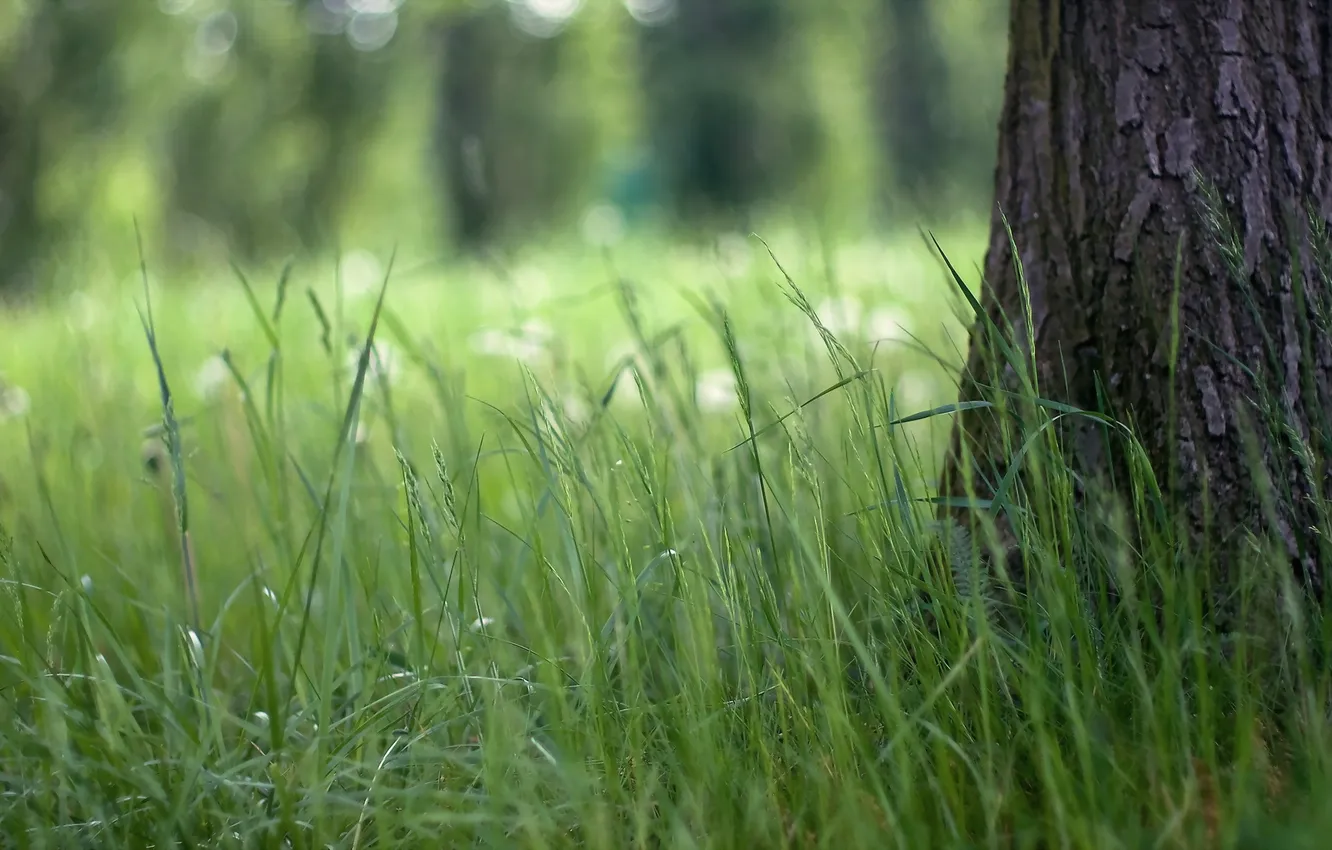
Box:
[945, 0, 1332, 590]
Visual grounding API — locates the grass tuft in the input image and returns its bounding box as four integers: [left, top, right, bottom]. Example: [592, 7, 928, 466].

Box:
[0, 231, 1329, 848]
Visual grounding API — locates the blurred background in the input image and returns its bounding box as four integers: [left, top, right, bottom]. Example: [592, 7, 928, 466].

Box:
[0, 0, 1006, 293]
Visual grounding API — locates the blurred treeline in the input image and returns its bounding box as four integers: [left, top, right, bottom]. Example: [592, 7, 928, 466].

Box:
[0, 0, 1005, 290]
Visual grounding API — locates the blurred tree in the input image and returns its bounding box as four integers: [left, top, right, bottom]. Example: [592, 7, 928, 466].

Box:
[433, 1, 600, 248]
[942, 0, 1332, 595]
[295, 27, 397, 248]
[634, 0, 823, 223]
[164, 3, 397, 265]
[0, 1, 129, 290]
[873, 0, 950, 217]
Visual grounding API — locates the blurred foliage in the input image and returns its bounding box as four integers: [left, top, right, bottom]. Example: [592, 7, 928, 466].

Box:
[0, 0, 1006, 290]
[434, 1, 603, 247]
[636, 0, 822, 224]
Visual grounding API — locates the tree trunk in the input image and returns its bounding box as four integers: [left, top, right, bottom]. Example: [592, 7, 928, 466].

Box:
[943, 0, 1332, 592]
[435, 10, 498, 248]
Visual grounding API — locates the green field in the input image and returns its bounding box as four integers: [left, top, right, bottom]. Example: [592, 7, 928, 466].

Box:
[1, 229, 1328, 848]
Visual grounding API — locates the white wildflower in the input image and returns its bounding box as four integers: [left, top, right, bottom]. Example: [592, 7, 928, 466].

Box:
[716, 232, 752, 277]
[814, 296, 864, 338]
[0, 380, 30, 420]
[894, 372, 937, 411]
[338, 250, 383, 299]
[193, 354, 231, 401]
[695, 368, 738, 413]
[561, 394, 591, 425]
[866, 307, 911, 343]
[512, 266, 551, 307]
[521, 318, 555, 344]
[469, 329, 509, 357]
[580, 203, 625, 248]
[66, 291, 101, 332]
[468, 325, 548, 364]
[346, 341, 401, 385]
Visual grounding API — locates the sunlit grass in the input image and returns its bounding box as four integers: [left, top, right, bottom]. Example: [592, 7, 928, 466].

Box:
[1, 227, 1329, 848]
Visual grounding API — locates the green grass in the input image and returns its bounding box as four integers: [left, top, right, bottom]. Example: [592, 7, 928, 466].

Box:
[0, 227, 1329, 849]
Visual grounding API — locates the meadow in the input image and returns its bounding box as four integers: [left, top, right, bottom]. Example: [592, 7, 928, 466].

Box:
[0, 225, 1328, 849]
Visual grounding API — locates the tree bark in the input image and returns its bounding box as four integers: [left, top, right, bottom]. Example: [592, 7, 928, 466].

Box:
[943, 0, 1332, 592]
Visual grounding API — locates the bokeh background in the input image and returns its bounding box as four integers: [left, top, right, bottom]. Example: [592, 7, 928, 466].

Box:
[0, 0, 1006, 289]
